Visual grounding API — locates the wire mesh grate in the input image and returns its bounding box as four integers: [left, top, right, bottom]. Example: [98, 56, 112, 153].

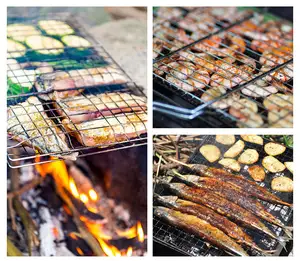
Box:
[153, 135, 293, 256]
[153, 7, 293, 128]
[7, 12, 147, 168]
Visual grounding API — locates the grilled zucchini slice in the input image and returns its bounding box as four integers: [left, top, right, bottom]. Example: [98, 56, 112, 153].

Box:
[215, 135, 235, 145]
[240, 135, 263, 145]
[238, 149, 259, 165]
[262, 156, 286, 173]
[7, 24, 41, 42]
[218, 158, 241, 172]
[25, 35, 64, 55]
[264, 142, 286, 156]
[284, 162, 293, 174]
[271, 176, 293, 192]
[248, 165, 265, 182]
[7, 39, 26, 58]
[38, 20, 74, 36]
[200, 144, 221, 163]
[61, 35, 91, 48]
[224, 140, 245, 158]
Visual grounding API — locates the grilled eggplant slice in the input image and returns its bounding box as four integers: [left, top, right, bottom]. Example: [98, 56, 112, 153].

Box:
[200, 144, 221, 163]
[215, 135, 235, 145]
[55, 92, 146, 123]
[61, 35, 91, 48]
[224, 140, 245, 158]
[62, 112, 147, 147]
[262, 156, 286, 173]
[218, 158, 241, 172]
[25, 35, 64, 55]
[7, 39, 26, 58]
[264, 142, 286, 156]
[7, 24, 41, 42]
[271, 177, 293, 192]
[238, 149, 259, 164]
[7, 96, 77, 160]
[38, 20, 74, 36]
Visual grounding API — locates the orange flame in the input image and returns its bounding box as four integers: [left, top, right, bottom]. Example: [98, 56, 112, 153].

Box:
[98, 239, 121, 257]
[89, 189, 98, 201]
[76, 247, 84, 256]
[116, 225, 137, 239]
[80, 193, 89, 204]
[69, 178, 79, 198]
[137, 221, 145, 243]
[126, 246, 133, 256]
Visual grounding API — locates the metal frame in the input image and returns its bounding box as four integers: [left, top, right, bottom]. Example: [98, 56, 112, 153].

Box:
[153, 135, 293, 256]
[153, 7, 293, 128]
[7, 11, 147, 168]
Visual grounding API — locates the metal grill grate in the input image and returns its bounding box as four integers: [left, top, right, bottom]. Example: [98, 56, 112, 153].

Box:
[7, 12, 147, 168]
[153, 7, 293, 128]
[153, 135, 293, 256]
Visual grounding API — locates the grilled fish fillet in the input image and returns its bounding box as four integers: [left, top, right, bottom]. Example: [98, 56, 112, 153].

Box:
[54, 92, 147, 123]
[7, 96, 78, 160]
[35, 66, 129, 100]
[62, 112, 147, 147]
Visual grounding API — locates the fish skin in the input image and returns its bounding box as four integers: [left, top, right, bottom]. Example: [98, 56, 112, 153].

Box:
[154, 206, 249, 256]
[155, 195, 266, 252]
[191, 164, 292, 207]
[161, 182, 280, 240]
[181, 175, 287, 229]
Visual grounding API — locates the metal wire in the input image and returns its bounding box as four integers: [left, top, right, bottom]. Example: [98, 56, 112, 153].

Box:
[153, 7, 293, 128]
[153, 135, 293, 256]
[7, 12, 147, 168]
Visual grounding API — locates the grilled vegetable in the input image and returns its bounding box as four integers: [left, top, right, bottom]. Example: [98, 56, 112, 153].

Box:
[268, 109, 293, 128]
[155, 195, 268, 253]
[154, 206, 249, 256]
[169, 159, 292, 207]
[38, 20, 74, 36]
[240, 135, 263, 145]
[262, 156, 286, 173]
[7, 96, 78, 160]
[284, 162, 293, 174]
[160, 182, 284, 240]
[61, 35, 91, 48]
[218, 158, 241, 171]
[264, 142, 286, 156]
[263, 94, 293, 111]
[271, 177, 293, 192]
[7, 39, 26, 58]
[7, 24, 41, 42]
[238, 149, 259, 164]
[216, 135, 235, 145]
[25, 35, 64, 55]
[199, 144, 221, 163]
[248, 165, 265, 182]
[172, 172, 289, 231]
[224, 140, 245, 158]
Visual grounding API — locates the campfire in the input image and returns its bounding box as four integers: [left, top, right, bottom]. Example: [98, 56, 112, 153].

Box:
[7, 148, 147, 256]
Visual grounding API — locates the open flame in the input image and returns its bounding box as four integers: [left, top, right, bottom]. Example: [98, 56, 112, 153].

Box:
[34, 156, 145, 256]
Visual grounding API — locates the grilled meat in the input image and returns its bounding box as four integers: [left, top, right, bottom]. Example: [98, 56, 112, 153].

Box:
[173, 173, 289, 231]
[7, 96, 77, 160]
[54, 92, 146, 123]
[35, 66, 129, 100]
[154, 206, 249, 256]
[160, 182, 285, 241]
[62, 112, 147, 147]
[170, 159, 292, 207]
[155, 195, 270, 253]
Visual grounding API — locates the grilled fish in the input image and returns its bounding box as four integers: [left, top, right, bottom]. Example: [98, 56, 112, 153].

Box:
[7, 96, 78, 160]
[35, 66, 129, 101]
[54, 92, 146, 123]
[155, 195, 270, 253]
[160, 181, 285, 241]
[170, 159, 292, 207]
[154, 206, 249, 256]
[172, 172, 289, 231]
[62, 112, 147, 147]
